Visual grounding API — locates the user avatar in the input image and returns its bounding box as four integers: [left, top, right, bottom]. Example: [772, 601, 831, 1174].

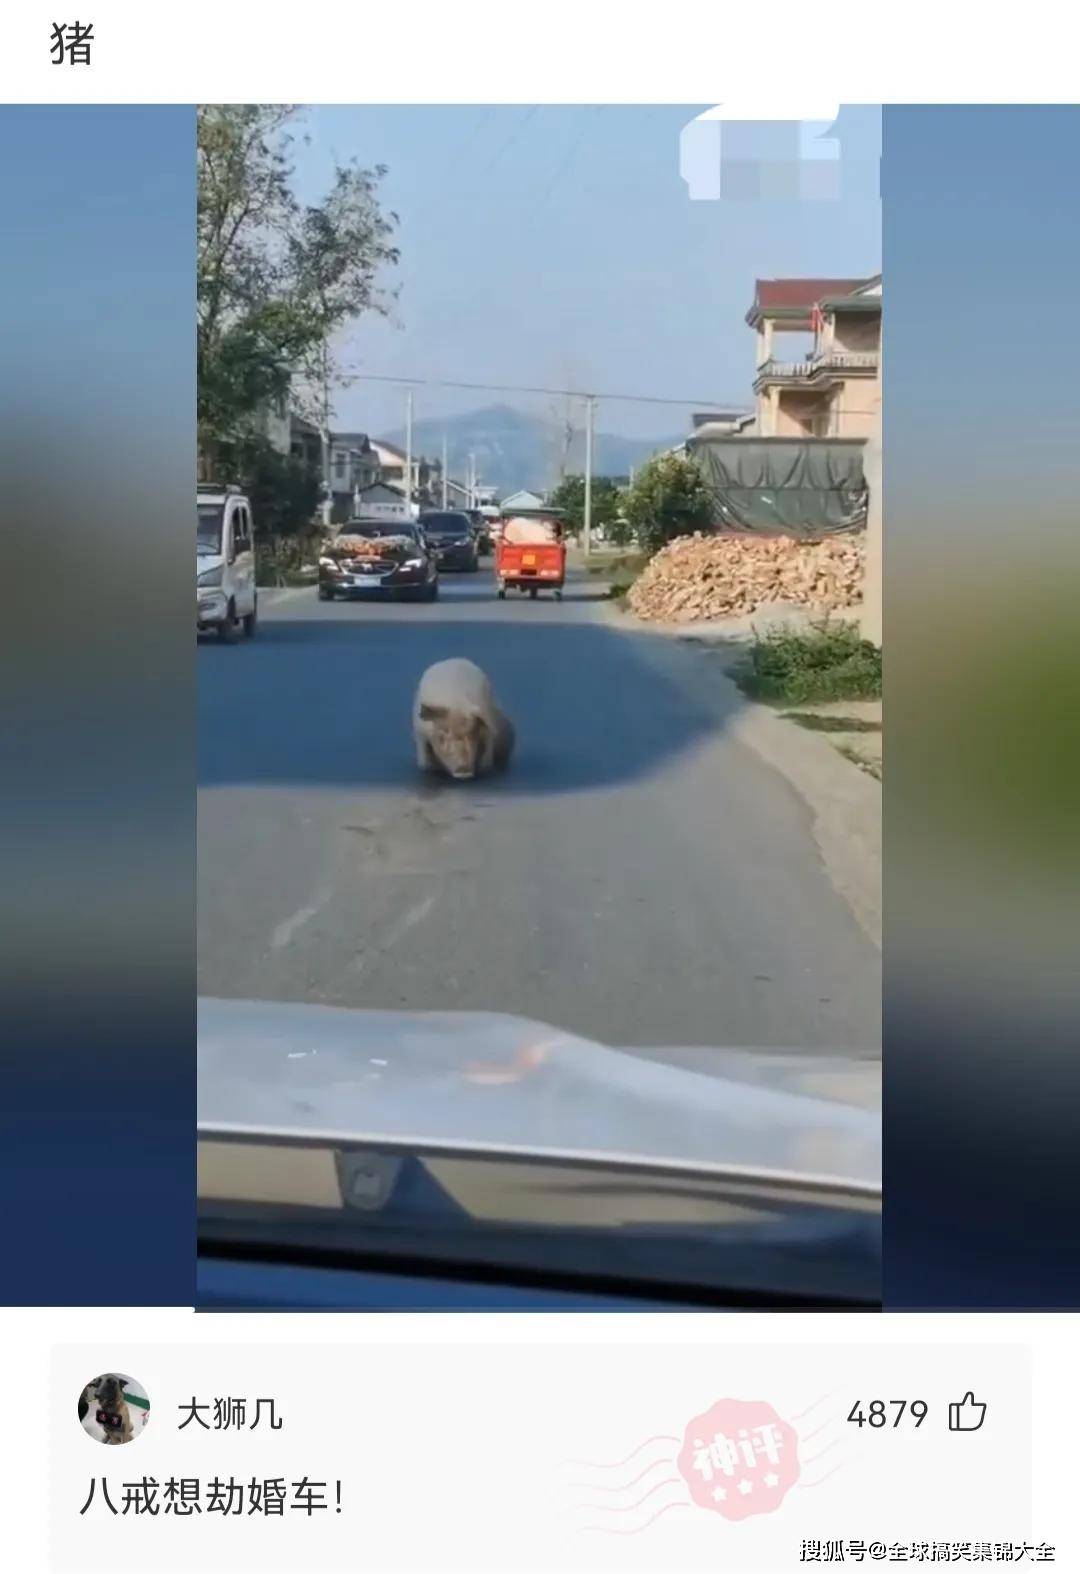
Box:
[78, 1373, 150, 1445]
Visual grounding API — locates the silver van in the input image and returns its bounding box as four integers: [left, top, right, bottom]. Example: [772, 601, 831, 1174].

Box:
[197, 484, 257, 641]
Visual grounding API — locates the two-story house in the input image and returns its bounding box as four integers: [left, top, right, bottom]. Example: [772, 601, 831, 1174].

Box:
[747, 276, 881, 438]
[289, 413, 323, 472]
[368, 438, 442, 509]
[329, 431, 380, 497]
[444, 475, 472, 510]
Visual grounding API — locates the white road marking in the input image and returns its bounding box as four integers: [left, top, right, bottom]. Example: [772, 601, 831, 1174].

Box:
[352, 892, 438, 975]
[383, 893, 438, 948]
[270, 884, 334, 950]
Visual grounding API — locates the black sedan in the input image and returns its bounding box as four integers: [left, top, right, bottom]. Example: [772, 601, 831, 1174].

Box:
[419, 510, 480, 572]
[318, 520, 439, 601]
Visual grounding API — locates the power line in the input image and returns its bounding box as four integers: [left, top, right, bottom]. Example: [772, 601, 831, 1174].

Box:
[434, 105, 497, 182]
[342, 370, 749, 411]
[536, 105, 594, 207]
[481, 104, 541, 174]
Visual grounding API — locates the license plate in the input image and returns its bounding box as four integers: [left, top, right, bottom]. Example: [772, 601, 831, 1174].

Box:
[349, 573, 385, 586]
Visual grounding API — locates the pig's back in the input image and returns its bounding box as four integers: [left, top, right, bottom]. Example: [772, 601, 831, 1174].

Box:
[416, 658, 493, 715]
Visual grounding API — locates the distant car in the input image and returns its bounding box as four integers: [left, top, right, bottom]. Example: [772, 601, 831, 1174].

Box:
[318, 520, 438, 602]
[420, 510, 480, 572]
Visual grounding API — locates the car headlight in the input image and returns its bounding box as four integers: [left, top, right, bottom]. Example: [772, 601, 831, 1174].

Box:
[197, 565, 223, 588]
[402, 558, 424, 570]
[319, 556, 338, 569]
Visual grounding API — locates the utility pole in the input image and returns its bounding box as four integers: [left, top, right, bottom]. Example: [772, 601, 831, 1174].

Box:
[468, 451, 476, 509]
[404, 389, 414, 519]
[583, 395, 596, 557]
[320, 338, 333, 529]
[441, 433, 448, 509]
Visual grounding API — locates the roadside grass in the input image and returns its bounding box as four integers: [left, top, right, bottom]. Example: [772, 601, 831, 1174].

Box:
[782, 712, 882, 735]
[256, 539, 321, 588]
[584, 548, 638, 571]
[257, 565, 319, 588]
[582, 550, 648, 600]
[733, 621, 882, 705]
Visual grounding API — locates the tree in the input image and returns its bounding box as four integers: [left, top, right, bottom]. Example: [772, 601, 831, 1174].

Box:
[235, 439, 322, 540]
[622, 452, 715, 554]
[197, 105, 399, 475]
[218, 437, 323, 584]
[197, 106, 298, 473]
[286, 160, 401, 441]
[546, 474, 623, 540]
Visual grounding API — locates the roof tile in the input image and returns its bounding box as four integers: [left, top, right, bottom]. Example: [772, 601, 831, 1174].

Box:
[753, 277, 868, 311]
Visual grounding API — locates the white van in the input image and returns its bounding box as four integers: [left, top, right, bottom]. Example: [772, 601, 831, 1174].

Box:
[197, 484, 257, 641]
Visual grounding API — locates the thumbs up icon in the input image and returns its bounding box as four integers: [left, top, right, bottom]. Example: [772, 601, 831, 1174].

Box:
[948, 1393, 987, 1432]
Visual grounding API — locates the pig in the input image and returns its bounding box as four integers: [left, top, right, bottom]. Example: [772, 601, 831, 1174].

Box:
[413, 658, 515, 781]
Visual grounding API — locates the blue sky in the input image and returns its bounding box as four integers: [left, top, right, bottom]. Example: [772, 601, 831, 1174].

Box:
[290, 105, 881, 441]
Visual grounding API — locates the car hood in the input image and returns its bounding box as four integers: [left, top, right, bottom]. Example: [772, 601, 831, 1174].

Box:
[198, 998, 880, 1194]
[197, 552, 223, 573]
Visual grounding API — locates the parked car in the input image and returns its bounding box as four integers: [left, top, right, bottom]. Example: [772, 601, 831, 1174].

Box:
[197, 483, 257, 642]
[318, 519, 439, 602]
[419, 510, 480, 572]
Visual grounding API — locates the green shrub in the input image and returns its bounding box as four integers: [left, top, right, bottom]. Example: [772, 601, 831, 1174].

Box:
[256, 534, 321, 587]
[736, 620, 882, 704]
[622, 452, 714, 554]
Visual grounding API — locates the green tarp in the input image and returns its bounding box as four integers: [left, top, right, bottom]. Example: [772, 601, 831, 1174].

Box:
[688, 437, 868, 537]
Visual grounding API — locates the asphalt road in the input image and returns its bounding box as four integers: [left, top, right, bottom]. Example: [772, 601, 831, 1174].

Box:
[198, 564, 880, 1056]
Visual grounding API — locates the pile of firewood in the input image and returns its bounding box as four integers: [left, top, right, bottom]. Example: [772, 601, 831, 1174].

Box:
[625, 532, 865, 622]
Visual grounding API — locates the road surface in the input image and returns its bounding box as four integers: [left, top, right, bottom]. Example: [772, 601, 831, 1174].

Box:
[198, 565, 880, 1057]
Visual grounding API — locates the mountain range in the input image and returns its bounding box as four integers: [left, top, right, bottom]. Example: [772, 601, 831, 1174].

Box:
[384, 403, 680, 495]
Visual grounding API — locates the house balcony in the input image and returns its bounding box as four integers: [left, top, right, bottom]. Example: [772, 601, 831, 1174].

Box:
[753, 349, 879, 393]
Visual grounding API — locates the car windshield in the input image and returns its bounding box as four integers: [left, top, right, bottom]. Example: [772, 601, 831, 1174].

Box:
[422, 513, 470, 535]
[197, 504, 223, 554]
